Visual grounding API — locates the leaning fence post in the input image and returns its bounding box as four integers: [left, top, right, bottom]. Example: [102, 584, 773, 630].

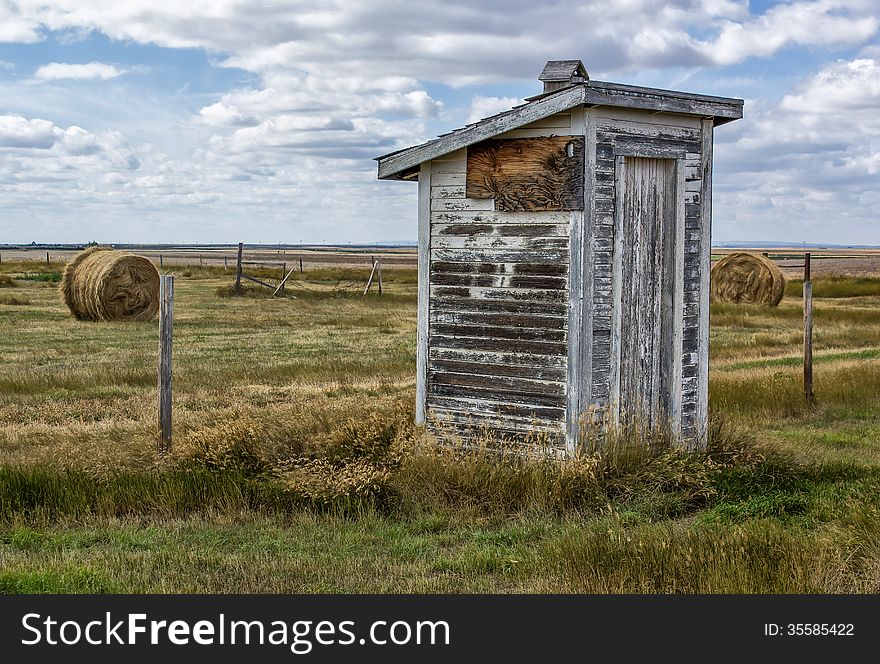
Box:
[803, 252, 813, 405]
[158, 275, 174, 453]
[235, 242, 243, 292]
[363, 260, 379, 296]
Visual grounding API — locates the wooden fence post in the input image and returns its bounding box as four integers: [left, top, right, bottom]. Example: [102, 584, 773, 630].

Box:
[299, 258, 303, 273]
[199, 255, 203, 268]
[46, 251, 50, 268]
[281, 262, 287, 292]
[804, 252, 813, 405]
[235, 242, 243, 292]
[160, 255, 164, 269]
[224, 256, 228, 270]
[158, 275, 174, 453]
[377, 262, 383, 295]
[363, 260, 379, 296]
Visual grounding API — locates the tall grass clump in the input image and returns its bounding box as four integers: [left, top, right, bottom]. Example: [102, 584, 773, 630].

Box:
[388, 418, 758, 517]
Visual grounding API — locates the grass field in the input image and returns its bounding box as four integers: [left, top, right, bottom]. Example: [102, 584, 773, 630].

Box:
[1, 260, 879, 593]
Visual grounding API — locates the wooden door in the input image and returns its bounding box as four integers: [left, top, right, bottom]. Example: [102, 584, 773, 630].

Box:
[610, 157, 683, 431]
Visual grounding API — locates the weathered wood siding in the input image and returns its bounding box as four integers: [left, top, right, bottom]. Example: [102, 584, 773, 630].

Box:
[425, 115, 574, 447]
[589, 111, 705, 446]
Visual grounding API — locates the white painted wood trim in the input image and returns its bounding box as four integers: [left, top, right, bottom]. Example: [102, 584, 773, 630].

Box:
[696, 118, 714, 449]
[582, 107, 596, 401]
[416, 161, 432, 425]
[670, 158, 686, 439]
[565, 105, 586, 453]
[578, 107, 596, 437]
[608, 155, 627, 426]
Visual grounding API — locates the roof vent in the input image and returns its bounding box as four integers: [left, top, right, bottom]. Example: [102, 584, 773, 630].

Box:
[538, 60, 589, 94]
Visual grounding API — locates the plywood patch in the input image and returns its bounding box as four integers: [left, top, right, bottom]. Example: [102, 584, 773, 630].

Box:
[466, 136, 584, 211]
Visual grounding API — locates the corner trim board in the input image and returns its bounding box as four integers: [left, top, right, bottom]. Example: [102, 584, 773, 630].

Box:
[416, 161, 432, 424]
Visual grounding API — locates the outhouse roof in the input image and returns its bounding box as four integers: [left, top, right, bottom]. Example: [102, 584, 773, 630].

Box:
[375, 64, 743, 181]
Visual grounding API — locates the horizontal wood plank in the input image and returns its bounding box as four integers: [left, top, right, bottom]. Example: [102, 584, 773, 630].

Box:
[431, 235, 569, 250]
[431, 272, 567, 289]
[432, 223, 569, 238]
[430, 310, 566, 330]
[430, 370, 565, 397]
[430, 334, 566, 356]
[431, 248, 569, 263]
[428, 358, 566, 382]
[429, 347, 568, 369]
[431, 285, 568, 303]
[429, 322, 566, 343]
[428, 382, 565, 408]
[430, 297, 568, 317]
[431, 261, 568, 277]
[431, 198, 495, 212]
[431, 211, 571, 225]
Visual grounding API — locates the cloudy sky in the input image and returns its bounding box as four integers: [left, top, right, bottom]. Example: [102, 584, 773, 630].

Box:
[0, 0, 878, 245]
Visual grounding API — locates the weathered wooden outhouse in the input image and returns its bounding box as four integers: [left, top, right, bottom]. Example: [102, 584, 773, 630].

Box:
[376, 60, 742, 452]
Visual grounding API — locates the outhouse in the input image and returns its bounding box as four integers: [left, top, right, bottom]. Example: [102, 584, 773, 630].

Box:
[375, 60, 742, 452]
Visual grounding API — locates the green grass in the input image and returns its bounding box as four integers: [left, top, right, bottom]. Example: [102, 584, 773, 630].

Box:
[16, 271, 62, 283]
[1, 261, 879, 593]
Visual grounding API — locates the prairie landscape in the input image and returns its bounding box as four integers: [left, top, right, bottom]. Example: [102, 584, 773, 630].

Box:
[1, 255, 879, 593]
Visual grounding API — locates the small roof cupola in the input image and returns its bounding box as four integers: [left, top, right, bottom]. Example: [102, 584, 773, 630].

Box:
[538, 59, 589, 94]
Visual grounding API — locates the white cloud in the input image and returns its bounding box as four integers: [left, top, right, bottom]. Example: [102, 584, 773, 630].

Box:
[0, 1, 872, 78]
[0, 114, 59, 149]
[198, 102, 259, 127]
[712, 56, 880, 243]
[780, 58, 880, 114]
[0, 113, 139, 168]
[0, 1, 877, 243]
[0, 3, 43, 43]
[0, 60, 14, 70]
[34, 61, 123, 81]
[467, 96, 519, 123]
[699, 0, 879, 65]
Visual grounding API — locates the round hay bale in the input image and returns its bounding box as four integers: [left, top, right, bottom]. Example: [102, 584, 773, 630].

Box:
[710, 252, 785, 306]
[61, 247, 160, 321]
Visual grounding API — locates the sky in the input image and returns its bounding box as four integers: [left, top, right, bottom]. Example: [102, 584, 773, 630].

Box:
[0, 0, 878, 245]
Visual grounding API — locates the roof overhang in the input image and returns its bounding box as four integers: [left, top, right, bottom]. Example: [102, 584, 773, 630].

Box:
[375, 81, 743, 181]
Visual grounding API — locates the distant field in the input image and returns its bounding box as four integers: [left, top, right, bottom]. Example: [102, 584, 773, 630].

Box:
[1, 246, 418, 271]
[1, 258, 879, 593]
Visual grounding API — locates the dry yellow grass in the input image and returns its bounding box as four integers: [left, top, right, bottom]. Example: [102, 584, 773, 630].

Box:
[1, 263, 880, 593]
